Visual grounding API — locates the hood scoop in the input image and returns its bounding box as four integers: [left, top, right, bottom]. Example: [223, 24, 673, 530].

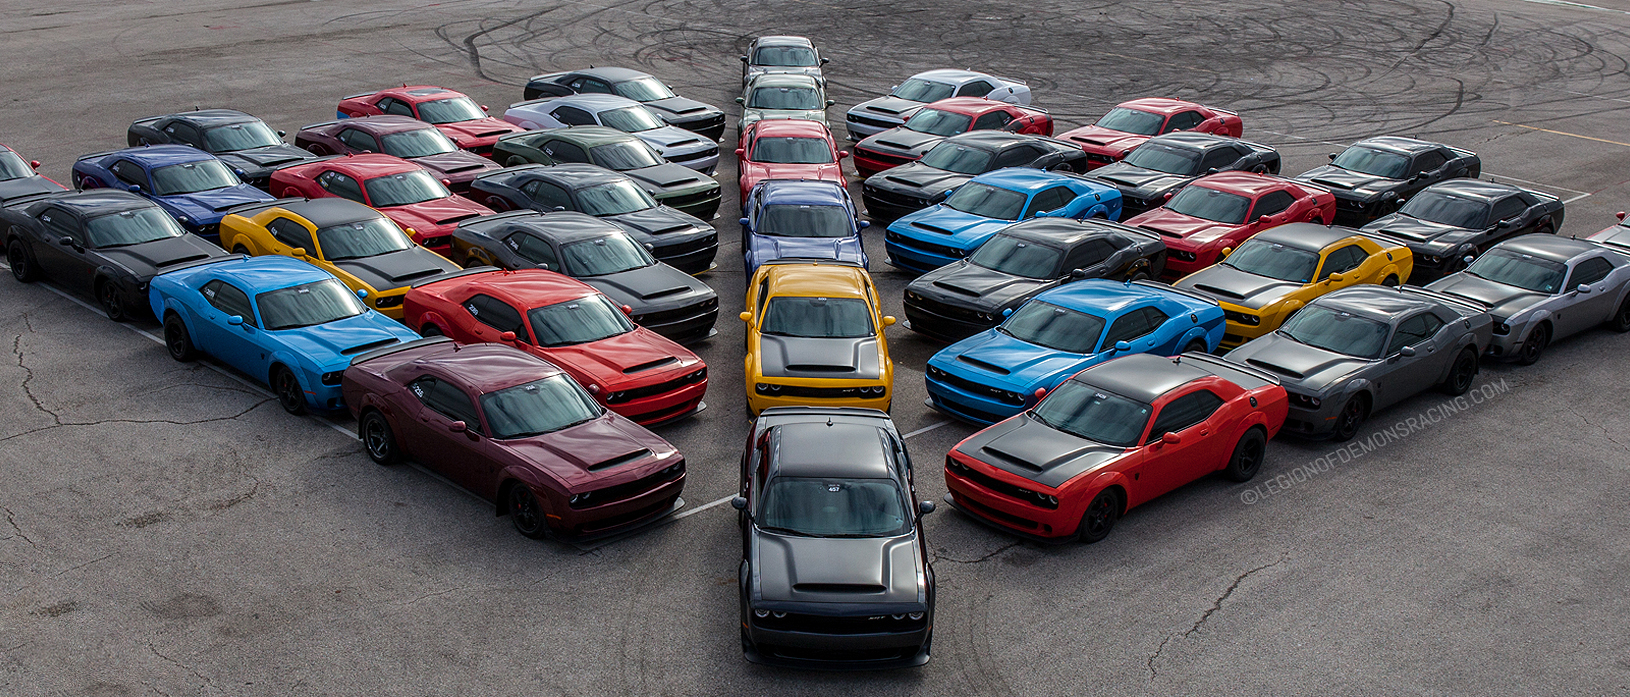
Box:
[156, 254, 211, 268]
[1071, 136, 1106, 145]
[932, 280, 979, 296]
[1310, 177, 1355, 190]
[476, 129, 510, 137]
[957, 355, 1011, 375]
[883, 175, 923, 186]
[442, 164, 486, 173]
[1246, 358, 1304, 378]
[652, 223, 691, 235]
[588, 448, 651, 472]
[1193, 283, 1245, 299]
[623, 357, 679, 374]
[981, 444, 1043, 470]
[911, 222, 954, 235]
[391, 268, 445, 283]
[641, 286, 687, 300]
[1138, 224, 1182, 238]
[668, 138, 702, 147]
[436, 213, 482, 226]
[876, 140, 912, 150]
[657, 176, 695, 187]
[869, 105, 904, 115]
[1096, 175, 1142, 188]
[1379, 227, 1429, 241]
[785, 364, 855, 373]
[794, 583, 886, 594]
[342, 338, 401, 356]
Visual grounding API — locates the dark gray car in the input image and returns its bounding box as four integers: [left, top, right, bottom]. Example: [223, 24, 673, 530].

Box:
[1224, 285, 1492, 441]
[522, 67, 727, 141]
[1087, 132, 1281, 216]
[1294, 136, 1481, 226]
[126, 109, 318, 190]
[1361, 179, 1564, 283]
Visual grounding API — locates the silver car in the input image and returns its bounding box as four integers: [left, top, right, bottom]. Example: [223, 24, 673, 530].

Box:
[501, 94, 720, 173]
[844, 69, 1032, 140]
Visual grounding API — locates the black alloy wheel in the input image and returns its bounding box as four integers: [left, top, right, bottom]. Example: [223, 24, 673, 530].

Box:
[97, 281, 126, 322]
[1223, 427, 1267, 482]
[360, 411, 400, 465]
[1079, 489, 1120, 544]
[1441, 348, 1478, 396]
[1610, 297, 1630, 333]
[163, 314, 198, 362]
[509, 485, 548, 539]
[8, 238, 38, 282]
[1332, 394, 1368, 442]
[1517, 323, 1550, 366]
[273, 367, 307, 415]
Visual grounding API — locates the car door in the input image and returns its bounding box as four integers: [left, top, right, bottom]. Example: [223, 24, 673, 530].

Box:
[1411, 149, 1448, 188]
[1560, 256, 1616, 336]
[264, 217, 317, 257]
[1199, 146, 1244, 174]
[519, 179, 575, 212]
[1132, 388, 1229, 497]
[107, 159, 149, 193]
[195, 279, 264, 374]
[540, 139, 590, 165]
[1378, 312, 1443, 408]
[1249, 190, 1297, 228]
[1063, 238, 1115, 280]
[505, 232, 562, 272]
[315, 170, 368, 205]
[337, 129, 381, 154]
[403, 373, 487, 489]
[31, 207, 88, 286]
[461, 293, 531, 346]
[1487, 196, 1529, 243]
[1315, 244, 1367, 288]
[1163, 111, 1205, 134]
[1022, 187, 1073, 219]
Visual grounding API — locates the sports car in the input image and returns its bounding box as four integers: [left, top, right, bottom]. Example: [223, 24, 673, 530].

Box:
[1225, 285, 1492, 440]
[852, 98, 1054, 179]
[1056, 98, 1242, 170]
[926, 280, 1225, 426]
[126, 109, 319, 190]
[883, 168, 1123, 274]
[1087, 132, 1281, 217]
[1428, 234, 1630, 365]
[268, 153, 493, 255]
[1174, 223, 1414, 349]
[336, 85, 524, 157]
[901, 218, 1165, 341]
[218, 197, 459, 319]
[405, 268, 708, 426]
[1360, 179, 1564, 283]
[0, 143, 66, 202]
[736, 119, 846, 203]
[501, 95, 719, 172]
[740, 260, 894, 416]
[71, 145, 275, 243]
[151, 254, 422, 414]
[859, 131, 1088, 221]
[4, 190, 231, 321]
[1124, 172, 1336, 279]
[731, 407, 935, 668]
[1294, 137, 1481, 225]
[468, 164, 718, 275]
[736, 74, 833, 134]
[740, 179, 868, 276]
[943, 352, 1287, 542]
[522, 66, 727, 141]
[489, 127, 721, 219]
[740, 35, 827, 86]
[845, 69, 1031, 140]
[292, 115, 500, 191]
[451, 211, 718, 344]
[342, 338, 686, 541]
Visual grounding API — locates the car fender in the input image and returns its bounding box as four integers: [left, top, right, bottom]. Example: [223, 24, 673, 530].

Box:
[496, 466, 557, 518]
[267, 348, 315, 391]
[1084, 470, 1133, 514]
[1512, 308, 1556, 341]
[415, 310, 454, 337]
[1177, 326, 1210, 351]
[1333, 377, 1375, 409]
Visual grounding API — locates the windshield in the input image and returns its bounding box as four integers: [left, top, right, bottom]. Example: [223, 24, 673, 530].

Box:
[751, 137, 833, 164]
[1001, 301, 1107, 353]
[919, 142, 994, 174]
[969, 234, 1063, 279]
[1223, 239, 1319, 283]
[891, 78, 954, 103]
[363, 170, 449, 207]
[315, 217, 414, 260]
[202, 122, 282, 152]
[479, 375, 603, 439]
[381, 128, 458, 158]
[943, 181, 1027, 220]
[758, 204, 852, 238]
[1030, 380, 1151, 447]
[761, 296, 873, 338]
[577, 180, 654, 216]
[599, 106, 666, 133]
[83, 207, 185, 248]
[527, 294, 633, 346]
[560, 234, 652, 276]
[256, 278, 367, 330]
[903, 108, 971, 137]
[1398, 191, 1489, 228]
[1093, 107, 1164, 136]
[748, 87, 821, 110]
[1278, 305, 1389, 359]
[753, 46, 818, 67]
[612, 76, 676, 102]
[1167, 185, 1251, 224]
[0, 151, 33, 180]
[151, 160, 239, 195]
[1122, 143, 1202, 176]
[1332, 146, 1410, 179]
[1465, 249, 1567, 293]
[589, 141, 663, 170]
[415, 96, 486, 124]
[757, 477, 909, 537]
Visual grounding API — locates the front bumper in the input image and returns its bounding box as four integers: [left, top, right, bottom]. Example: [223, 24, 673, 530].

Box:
[604, 370, 708, 426]
[861, 183, 933, 221]
[370, 289, 409, 320]
[854, 148, 918, 178]
[901, 296, 995, 343]
[743, 622, 930, 669]
[942, 465, 1079, 541]
[648, 231, 719, 276]
[654, 186, 723, 221]
[844, 112, 904, 141]
[1402, 252, 1458, 285]
[884, 230, 965, 274]
[924, 380, 1026, 426]
[632, 298, 718, 345]
[552, 470, 686, 540]
[1279, 397, 1343, 437]
[746, 385, 890, 416]
[665, 145, 721, 175]
[1160, 247, 1223, 280]
[1484, 319, 1528, 362]
[667, 112, 727, 143]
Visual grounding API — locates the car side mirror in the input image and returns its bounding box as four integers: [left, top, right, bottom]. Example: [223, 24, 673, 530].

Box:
[1033, 387, 1048, 401]
[821, 57, 831, 65]
[739, 217, 751, 225]
[1497, 219, 1511, 228]
[1220, 246, 1233, 258]
[441, 179, 453, 187]
[1070, 268, 1087, 279]
[857, 220, 870, 229]
[622, 304, 634, 315]
[739, 55, 749, 63]
[838, 150, 849, 159]
[731, 496, 748, 510]
[825, 100, 836, 107]
[883, 315, 896, 326]
[1328, 272, 1345, 283]
[126, 184, 142, 193]
[1163, 192, 1174, 202]
[1577, 283, 1592, 294]
[735, 148, 746, 157]
[1160, 432, 1181, 445]
[448, 420, 467, 433]
[355, 288, 368, 299]
[481, 105, 490, 112]
[918, 500, 936, 516]
[290, 247, 308, 258]
[1462, 255, 1476, 265]
[1205, 167, 1220, 175]
[643, 243, 654, 251]
[735, 97, 745, 105]
[234, 168, 247, 177]
[29, 160, 41, 170]
[499, 331, 517, 342]
[1114, 340, 1132, 352]
[1328, 152, 1339, 160]
[1398, 346, 1416, 357]
[57, 236, 74, 247]
[1617, 211, 1627, 221]
[227, 315, 244, 326]
[739, 311, 753, 322]
[277, 130, 287, 137]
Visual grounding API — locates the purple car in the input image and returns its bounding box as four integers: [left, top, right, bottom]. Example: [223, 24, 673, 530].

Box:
[739, 179, 868, 276]
[293, 115, 500, 192]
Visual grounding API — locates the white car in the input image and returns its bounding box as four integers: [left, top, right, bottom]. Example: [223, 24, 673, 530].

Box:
[502, 94, 719, 174]
[844, 69, 1032, 141]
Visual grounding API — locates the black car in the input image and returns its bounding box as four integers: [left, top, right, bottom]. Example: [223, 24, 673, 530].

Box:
[1087, 132, 1280, 216]
[1361, 179, 1565, 283]
[1294, 136, 1481, 225]
[523, 67, 727, 142]
[3, 190, 234, 320]
[902, 218, 1167, 342]
[860, 131, 1089, 221]
[126, 109, 320, 190]
[730, 406, 935, 669]
[489, 127, 722, 219]
[451, 211, 719, 344]
[0, 144, 66, 203]
[468, 164, 718, 275]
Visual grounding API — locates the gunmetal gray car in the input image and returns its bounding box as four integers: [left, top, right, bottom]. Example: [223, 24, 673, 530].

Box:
[1224, 285, 1492, 441]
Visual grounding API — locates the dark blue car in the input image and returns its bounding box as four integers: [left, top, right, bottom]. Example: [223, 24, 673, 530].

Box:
[739, 179, 868, 276]
[72, 145, 273, 243]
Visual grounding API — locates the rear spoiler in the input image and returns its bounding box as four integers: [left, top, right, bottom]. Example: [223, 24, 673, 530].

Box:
[456, 210, 543, 228]
[299, 119, 341, 131]
[272, 154, 340, 171]
[478, 163, 549, 179]
[1, 191, 69, 208]
[349, 336, 454, 367]
[1133, 279, 1219, 306]
[1203, 105, 1238, 117]
[153, 253, 248, 278]
[1273, 175, 1331, 195]
[1588, 236, 1630, 256]
[1395, 285, 1492, 314]
[409, 266, 500, 289]
[1447, 145, 1477, 159]
[131, 115, 162, 126]
[1077, 217, 1164, 244]
[74, 149, 122, 163]
[341, 91, 376, 100]
[1178, 351, 1282, 387]
[218, 197, 306, 219]
[759, 257, 865, 269]
[507, 97, 562, 109]
[1353, 228, 1414, 251]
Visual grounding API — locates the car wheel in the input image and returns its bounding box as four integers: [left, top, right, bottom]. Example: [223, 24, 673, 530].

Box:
[462, 255, 485, 269]
[1537, 222, 1555, 236]
[420, 324, 443, 338]
[272, 366, 307, 415]
[96, 280, 126, 322]
[232, 244, 251, 256]
[1516, 322, 1549, 366]
[506, 157, 527, 167]
[1222, 427, 1266, 482]
[1078, 488, 1120, 544]
[7, 238, 39, 282]
[1250, 164, 1268, 174]
[1183, 338, 1208, 353]
[1332, 394, 1369, 442]
[1440, 347, 1479, 395]
[163, 314, 199, 362]
[77, 174, 100, 189]
[508, 484, 549, 539]
[1382, 275, 1400, 287]
[280, 188, 302, 199]
[359, 411, 400, 465]
[1128, 269, 1151, 281]
[1609, 296, 1630, 333]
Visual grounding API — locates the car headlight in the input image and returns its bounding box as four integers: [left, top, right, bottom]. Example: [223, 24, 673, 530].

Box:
[320, 371, 343, 386]
[754, 608, 770, 618]
[1493, 321, 1511, 335]
[1288, 392, 1321, 409]
[374, 295, 403, 309]
[908, 611, 925, 620]
[755, 383, 781, 394]
[1224, 310, 1261, 326]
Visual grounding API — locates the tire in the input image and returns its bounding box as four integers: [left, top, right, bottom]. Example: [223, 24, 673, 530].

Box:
[1250, 164, 1268, 174]
[280, 188, 302, 199]
[232, 244, 251, 256]
[507, 484, 550, 539]
[7, 238, 39, 282]
[1537, 222, 1555, 236]
[359, 411, 400, 465]
[1609, 296, 1630, 333]
[419, 324, 443, 338]
[163, 314, 198, 362]
[96, 280, 126, 322]
[1382, 275, 1400, 287]
[1078, 488, 1121, 544]
[506, 157, 528, 167]
[1439, 347, 1479, 395]
[1516, 322, 1550, 366]
[1183, 338, 1208, 353]
[1128, 269, 1151, 282]
[77, 174, 99, 189]
[272, 366, 307, 415]
[462, 255, 485, 269]
[1222, 427, 1267, 482]
[1331, 393, 1369, 442]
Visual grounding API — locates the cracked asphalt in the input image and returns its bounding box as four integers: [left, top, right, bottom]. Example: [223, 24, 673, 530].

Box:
[4, 0, 1630, 694]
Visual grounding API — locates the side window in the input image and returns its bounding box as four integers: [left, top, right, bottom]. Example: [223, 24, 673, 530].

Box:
[754, 276, 771, 316]
[1318, 244, 1367, 277]
[1146, 390, 1226, 442]
[1141, 306, 1170, 333]
[265, 217, 315, 251]
[1200, 146, 1244, 172]
[378, 98, 414, 117]
[167, 123, 203, 147]
[1490, 196, 1527, 223]
[338, 129, 380, 153]
[519, 179, 573, 211]
[1388, 314, 1432, 354]
[1023, 187, 1073, 218]
[1065, 239, 1115, 270]
[541, 140, 588, 163]
[463, 294, 528, 338]
[408, 375, 481, 429]
[1251, 190, 1297, 219]
[506, 232, 560, 269]
[315, 170, 366, 203]
[1568, 256, 1614, 287]
[1418, 312, 1445, 338]
[551, 106, 596, 126]
[1101, 310, 1153, 348]
[972, 111, 1013, 131]
[1165, 111, 1205, 133]
[201, 280, 257, 326]
[992, 145, 1044, 169]
[38, 208, 78, 238]
[108, 160, 146, 187]
[1414, 150, 1448, 173]
[956, 80, 994, 98]
[578, 78, 614, 94]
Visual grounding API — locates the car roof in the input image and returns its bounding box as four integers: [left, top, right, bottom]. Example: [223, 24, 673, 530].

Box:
[758, 179, 850, 207]
[0, 143, 17, 155]
[911, 68, 992, 83]
[764, 262, 870, 299]
[423, 268, 597, 306]
[106, 144, 217, 166]
[1354, 136, 1441, 154]
[1146, 131, 1237, 149]
[303, 153, 422, 178]
[527, 125, 638, 146]
[1190, 171, 1288, 196]
[166, 109, 261, 126]
[571, 66, 651, 82]
[938, 131, 1037, 151]
[1114, 97, 1202, 115]
[998, 218, 1124, 246]
[461, 210, 625, 242]
[544, 93, 645, 111]
[921, 97, 1007, 115]
[1255, 222, 1361, 251]
[1313, 285, 1438, 320]
[968, 167, 1079, 191]
[517, 162, 626, 187]
[1034, 279, 1177, 316]
[1496, 233, 1599, 262]
[1077, 352, 1213, 403]
[271, 197, 385, 227]
[35, 189, 155, 215]
[753, 35, 815, 47]
[328, 115, 432, 135]
[769, 421, 894, 478]
[386, 85, 463, 100]
[749, 119, 832, 139]
[213, 255, 339, 293]
[416, 342, 567, 392]
[1424, 178, 1522, 200]
[747, 74, 822, 90]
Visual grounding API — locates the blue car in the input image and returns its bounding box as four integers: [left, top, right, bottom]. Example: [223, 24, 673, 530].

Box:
[150, 255, 423, 414]
[924, 279, 1225, 425]
[72, 145, 273, 244]
[739, 179, 869, 276]
[883, 168, 1122, 274]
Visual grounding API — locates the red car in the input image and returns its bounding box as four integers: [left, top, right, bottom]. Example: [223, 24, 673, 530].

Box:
[1124, 172, 1336, 279]
[337, 86, 524, 158]
[269, 153, 492, 255]
[342, 338, 686, 541]
[294, 115, 500, 192]
[735, 119, 846, 202]
[1057, 98, 1243, 170]
[943, 352, 1286, 543]
[852, 97, 1053, 178]
[405, 268, 708, 426]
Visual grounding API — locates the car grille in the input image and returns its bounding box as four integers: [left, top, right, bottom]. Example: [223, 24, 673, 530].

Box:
[660, 188, 721, 211]
[761, 384, 882, 399]
[955, 492, 1041, 529]
[754, 612, 926, 634]
[634, 296, 717, 326]
[904, 292, 983, 323]
[1169, 250, 1197, 262]
[655, 231, 716, 255]
[1335, 197, 1368, 210]
[606, 367, 707, 405]
[569, 461, 685, 509]
[947, 457, 1058, 509]
[1084, 152, 1116, 165]
[926, 366, 1024, 405]
[677, 113, 726, 141]
[668, 145, 719, 163]
[863, 184, 931, 211]
[1224, 310, 1261, 326]
[846, 113, 899, 130]
[195, 223, 219, 239]
[856, 147, 914, 168]
[885, 230, 964, 259]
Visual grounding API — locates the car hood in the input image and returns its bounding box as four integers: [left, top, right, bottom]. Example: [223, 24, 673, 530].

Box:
[643, 96, 720, 118]
[860, 128, 942, 157]
[851, 95, 927, 119]
[0, 175, 66, 201]
[541, 329, 695, 387]
[635, 126, 712, 151]
[331, 248, 458, 291]
[1363, 214, 1468, 245]
[1296, 165, 1398, 198]
[740, 161, 843, 187]
[215, 144, 317, 173]
[938, 328, 1100, 390]
[912, 261, 1051, 311]
[747, 66, 824, 82]
[1224, 334, 1371, 391]
[1177, 265, 1303, 311]
[1057, 126, 1148, 153]
[957, 414, 1131, 489]
[580, 264, 714, 312]
[873, 163, 972, 196]
[747, 235, 865, 268]
[1426, 274, 1548, 320]
[753, 532, 922, 604]
[603, 206, 707, 240]
[157, 185, 274, 221]
[96, 234, 230, 281]
[405, 150, 501, 177]
[500, 412, 675, 489]
[1127, 208, 1243, 246]
[1090, 163, 1195, 197]
[380, 195, 492, 233]
[758, 334, 882, 379]
[435, 118, 523, 142]
[622, 163, 716, 195]
[280, 312, 420, 369]
[892, 206, 1013, 248]
[743, 108, 828, 126]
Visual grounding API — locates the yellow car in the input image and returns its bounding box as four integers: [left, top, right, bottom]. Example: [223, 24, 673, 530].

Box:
[219, 198, 459, 319]
[741, 260, 895, 415]
[1174, 223, 1413, 349]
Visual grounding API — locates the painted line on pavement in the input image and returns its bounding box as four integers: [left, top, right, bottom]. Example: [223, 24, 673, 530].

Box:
[1492, 120, 1630, 149]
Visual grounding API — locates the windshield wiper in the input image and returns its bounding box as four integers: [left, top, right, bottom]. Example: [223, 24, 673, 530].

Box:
[756, 525, 815, 537]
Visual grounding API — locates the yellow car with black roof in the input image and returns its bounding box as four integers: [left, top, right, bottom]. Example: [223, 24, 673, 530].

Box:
[740, 259, 894, 415]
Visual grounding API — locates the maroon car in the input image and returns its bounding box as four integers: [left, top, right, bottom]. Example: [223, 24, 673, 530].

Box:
[294, 115, 500, 192]
[342, 337, 686, 541]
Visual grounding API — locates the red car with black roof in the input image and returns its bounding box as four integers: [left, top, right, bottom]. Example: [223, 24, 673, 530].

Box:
[294, 115, 500, 192]
[1123, 171, 1336, 279]
[337, 85, 524, 158]
[1058, 98, 1243, 170]
[852, 97, 1052, 178]
[736, 118, 847, 202]
[270, 153, 492, 256]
